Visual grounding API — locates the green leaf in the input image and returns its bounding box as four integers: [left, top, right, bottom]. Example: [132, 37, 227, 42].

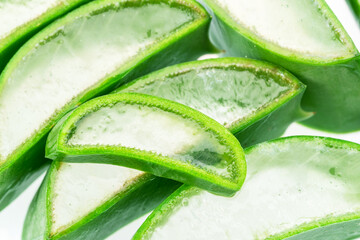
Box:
[134, 136, 360, 240]
[45, 93, 246, 196]
[22, 161, 180, 240]
[347, 0, 360, 22]
[201, 0, 360, 133]
[0, 0, 92, 73]
[0, 0, 211, 210]
[115, 57, 310, 147]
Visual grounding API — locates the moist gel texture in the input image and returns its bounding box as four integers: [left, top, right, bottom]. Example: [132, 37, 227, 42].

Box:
[0, 3, 195, 162]
[51, 163, 143, 234]
[121, 66, 291, 128]
[0, 0, 60, 39]
[140, 138, 360, 240]
[212, 0, 351, 58]
[68, 103, 231, 177]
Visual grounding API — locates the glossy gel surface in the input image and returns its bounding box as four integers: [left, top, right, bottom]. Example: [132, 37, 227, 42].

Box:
[68, 102, 232, 178]
[121, 66, 292, 128]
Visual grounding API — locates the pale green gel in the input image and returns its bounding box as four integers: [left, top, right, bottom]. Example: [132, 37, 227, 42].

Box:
[120, 67, 291, 128]
[68, 103, 233, 178]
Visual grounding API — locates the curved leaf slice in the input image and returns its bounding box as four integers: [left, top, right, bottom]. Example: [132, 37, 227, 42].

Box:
[0, 0, 210, 209]
[23, 162, 180, 240]
[134, 136, 360, 240]
[46, 93, 246, 196]
[201, 0, 360, 132]
[0, 0, 91, 73]
[115, 57, 309, 147]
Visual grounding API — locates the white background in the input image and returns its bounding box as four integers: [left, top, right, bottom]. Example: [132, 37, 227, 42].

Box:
[1, 0, 360, 239]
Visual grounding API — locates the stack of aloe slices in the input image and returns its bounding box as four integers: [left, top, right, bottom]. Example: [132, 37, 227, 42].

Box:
[0, 0, 211, 210]
[0, 0, 360, 239]
[22, 57, 308, 239]
[201, 0, 360, 132]
[134, 136, 360, 240]
[0, 0, 92, 73]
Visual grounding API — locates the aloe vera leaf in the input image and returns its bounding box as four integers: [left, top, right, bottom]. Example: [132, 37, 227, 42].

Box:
[0, 0, 92, 73]
[348, 0, 360, 21]
[22, 161, 180, 240]
[133, 136, 360, 240]
[115, 57, 310, 147]
[0, 0, 211, 210]
[200, 0, 360, 133]
[46, 93, 246, 196]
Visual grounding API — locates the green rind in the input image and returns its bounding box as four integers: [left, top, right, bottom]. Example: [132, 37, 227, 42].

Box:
[0, 0, 93, 74]
[46, 93, 246, 196]
[0, 0, 211, 210]
[202, 0, 360, 133]
[347, 0, 360, 21]
[133, 136, 360, 240]
[115, 57, 309, 148]
[22, 161, 181, 240]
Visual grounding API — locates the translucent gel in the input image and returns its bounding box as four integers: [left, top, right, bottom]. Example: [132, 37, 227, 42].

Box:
[0, 0, 60, 39]
[148, 139, 360, 240]
[122, 67, 291, 128]
[214, 0, 351, 58]
[51, 162, 143, 234]
[0, 3, 195, 161]
[68, 103, 232, 177]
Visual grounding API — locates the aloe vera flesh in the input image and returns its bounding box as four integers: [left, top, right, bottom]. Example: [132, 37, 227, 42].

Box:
[134, 136, 360, 240]
[0, 0, 91, 73]
[202, 0, 360, 132]
[23, 162, 180, 240]
[117, 57, 308, 147]
[0, 0, 210, 210]
[46, 93, 246, 196]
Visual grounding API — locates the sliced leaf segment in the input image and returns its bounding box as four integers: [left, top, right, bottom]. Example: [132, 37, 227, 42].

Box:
[116, 57, 309, 147]
[0, 0, 210, 209]
[0, 0, 91, 72]
[23, 162, 180, 240]
[134, 136, 360, 240]
[46, 93, 246, 196]
[202, 0, 360, 132]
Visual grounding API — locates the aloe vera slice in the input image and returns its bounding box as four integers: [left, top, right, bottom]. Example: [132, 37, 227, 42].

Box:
[201, 0, 360, 133]
[0, 0, 210, 209]
[46, 93, 246, 196]
[134, 136, 360, 240]
[0, 0, 92, 73]
[115, 57, 309, 147]
[23, 162, 180, 240]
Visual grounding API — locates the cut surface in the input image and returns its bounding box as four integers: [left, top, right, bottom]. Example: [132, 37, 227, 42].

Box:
[51, 162, 144, 234]
[118, 58, 299, 129]
[47, 93, 245, 195]
[68, 103, 229, 177]
[0, 0, 200, 163]
[0, 0, 60, 39]
[207, 0, 354, 59]
[135, 137, 360, 240]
